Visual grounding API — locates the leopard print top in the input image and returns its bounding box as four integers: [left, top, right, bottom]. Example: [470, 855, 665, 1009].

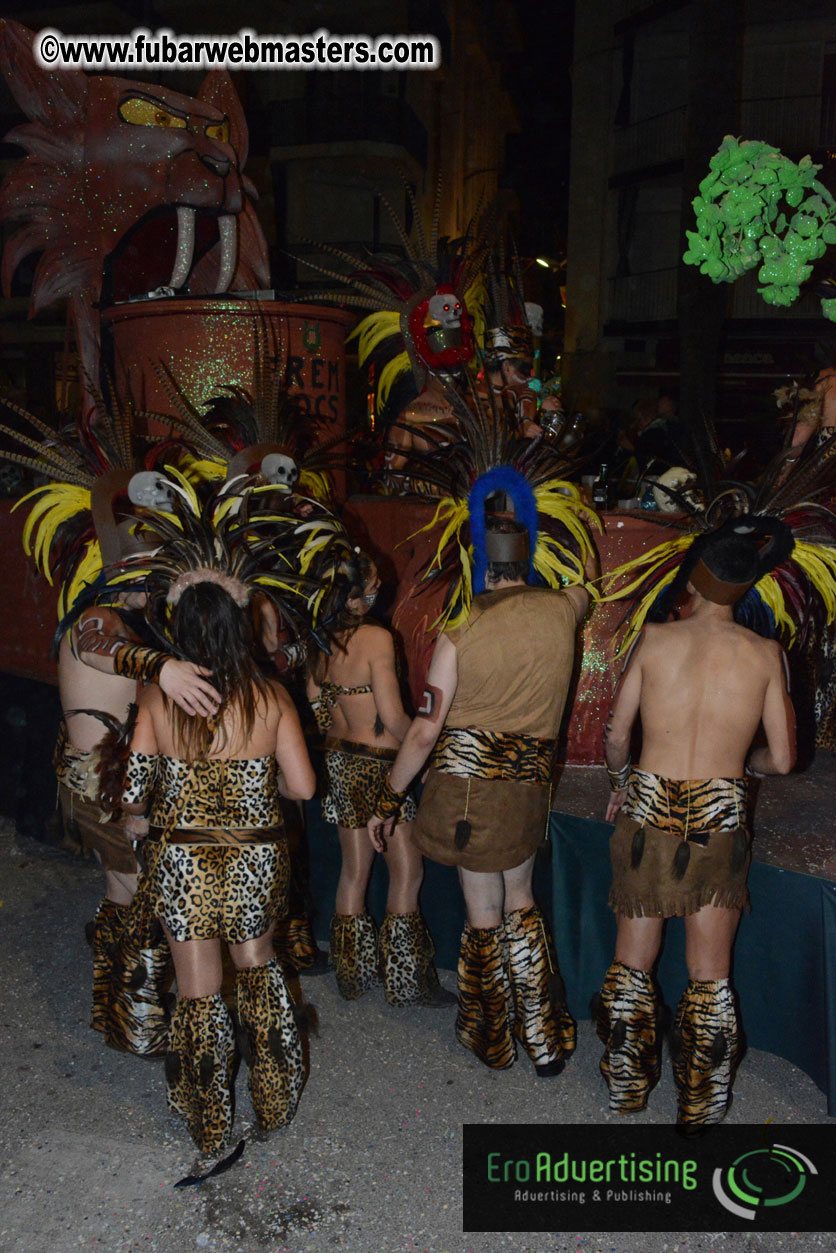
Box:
[123, 751, 282, 830]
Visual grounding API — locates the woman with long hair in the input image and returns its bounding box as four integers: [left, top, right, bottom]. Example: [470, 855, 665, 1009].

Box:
[307, 551, 452, 1008]
[122, 498, 316, 1160]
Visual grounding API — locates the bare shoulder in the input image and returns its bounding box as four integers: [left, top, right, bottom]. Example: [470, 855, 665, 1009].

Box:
[356, 622, 394, 653]
[139, 682, 163, 710]
[138, 682, 164, 725]
[634, 622, 665, 651]
[745, 631, 785, 670]
[266, 678, 292, 711]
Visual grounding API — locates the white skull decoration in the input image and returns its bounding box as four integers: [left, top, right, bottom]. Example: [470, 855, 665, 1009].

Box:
[524, 302, 544, 337]
[127, 471, 174, 511]
[261, 452, 299, 490]
[652, 466, 701, 514]
[426, 292, 463, 330]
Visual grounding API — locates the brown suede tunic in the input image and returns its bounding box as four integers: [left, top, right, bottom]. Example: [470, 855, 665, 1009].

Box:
[413, 585, 577, 871]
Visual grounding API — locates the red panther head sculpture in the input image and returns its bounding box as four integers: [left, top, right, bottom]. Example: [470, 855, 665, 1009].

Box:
[0, 19, 269, 397]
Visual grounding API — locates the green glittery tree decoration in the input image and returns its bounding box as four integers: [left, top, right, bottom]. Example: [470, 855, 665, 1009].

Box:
[683, 135, 836, 319]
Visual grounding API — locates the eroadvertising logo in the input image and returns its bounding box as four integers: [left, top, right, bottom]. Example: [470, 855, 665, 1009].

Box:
[712, 1142, 817, 1220]
[462, 1124, 836, 1233]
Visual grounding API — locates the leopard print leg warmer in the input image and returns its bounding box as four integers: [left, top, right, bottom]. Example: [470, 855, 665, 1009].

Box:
[235, 957, 305, 1134]
[165, 993, 235, 1154]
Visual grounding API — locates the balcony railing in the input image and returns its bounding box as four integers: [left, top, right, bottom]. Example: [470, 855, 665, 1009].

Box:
[611, 106, 687, 176]
[608, 267, 678, 323]
[740, 94, 836, 154]
[729, 270, 824, 321]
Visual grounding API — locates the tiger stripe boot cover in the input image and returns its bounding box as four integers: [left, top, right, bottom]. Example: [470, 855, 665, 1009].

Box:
[89, 898, 128, 1033]
[504, 906, 577, 1077]
[165, 993, 236, 1154]
[104, 916, 170, 1056]
[671, 978, 741, 1131]
[594, 961, 662, 1113]
[378, 912, 457, 1008]
[236, 958, 305, 1133]
[455, 922, 517, 1069]
[275, 915, 320, 972]
[329, 913, 381, 1000]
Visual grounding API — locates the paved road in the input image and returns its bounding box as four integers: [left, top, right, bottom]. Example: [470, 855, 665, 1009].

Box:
[0, 822, 832, 1253]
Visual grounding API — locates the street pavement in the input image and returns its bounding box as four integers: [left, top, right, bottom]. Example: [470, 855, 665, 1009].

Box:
[0, 820, 832, 1253]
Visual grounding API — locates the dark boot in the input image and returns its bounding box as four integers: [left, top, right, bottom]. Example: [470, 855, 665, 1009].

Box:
[329, 913, 381, 999]
[505, 905, 576, 1077]
[165, 993, 235, 1154]
[235, 957, 305, 1134]
[379, 911, 456, 1008]
[455, 922, 516, 1069]
[595, 961, 662, 1113]
[671, 977, 741, 1132]
[89, 898, 128, 1033]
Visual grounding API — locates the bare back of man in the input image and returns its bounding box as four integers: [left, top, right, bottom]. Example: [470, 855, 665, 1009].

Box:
[598, 592, 796, 1127]
[605, 601, 795, 962]
[632, 614, 792, 781]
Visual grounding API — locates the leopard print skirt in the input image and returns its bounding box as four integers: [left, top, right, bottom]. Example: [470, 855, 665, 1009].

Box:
[322, 739, 417, 829]
[149, 837, 289, 942]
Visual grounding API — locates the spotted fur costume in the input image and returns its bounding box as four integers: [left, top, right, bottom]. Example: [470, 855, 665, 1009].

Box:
[124, 748, 306, 1151]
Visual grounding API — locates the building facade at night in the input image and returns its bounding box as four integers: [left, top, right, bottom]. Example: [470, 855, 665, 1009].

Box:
[565, 0, 836, 436]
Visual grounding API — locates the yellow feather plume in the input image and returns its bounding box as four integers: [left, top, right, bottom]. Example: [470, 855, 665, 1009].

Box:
[298, 469, 332, 503]
[348, 310, 402, 367]
[60, 540, 101, 620]
[406, 481, 600, 632]
[378, 351, 412, 408]
[180, 454, 226, 484]
[464, 276, 486, 348]
[15, 483, 93, 583]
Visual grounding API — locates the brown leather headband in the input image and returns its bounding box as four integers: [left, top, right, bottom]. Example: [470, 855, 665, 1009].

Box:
[483, 529, 530, 563]
[689, 558, 753, 605]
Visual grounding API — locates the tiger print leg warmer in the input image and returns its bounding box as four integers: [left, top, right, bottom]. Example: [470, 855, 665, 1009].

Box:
[594, 961, 662, 1113]
[671, 978, 741, 1131]
[378, 912, 457, 1008]
[235, 957, 305, 1134]
[165, 993, 236, 1154]
[329, 913, 382, 999]
[103, 920, 171, 1057]
[455, 922, 517, 1069]
[505, 906, 577, 1077]
[273, 915, 321, 973]
[90, 899, 128, 1033]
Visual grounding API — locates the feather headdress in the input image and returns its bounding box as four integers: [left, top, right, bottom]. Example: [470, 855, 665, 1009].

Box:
[482, 241, 535, 368]
[0, 377, 147, 618]
[97, 469, 346, 651]
[603, 418, 836, 652]
[146, 314, 348, 504]
[296, 179, 491, 422]
[387, 376, 601, 630]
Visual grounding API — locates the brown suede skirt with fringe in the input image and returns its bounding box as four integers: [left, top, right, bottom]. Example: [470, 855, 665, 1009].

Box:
[608, 812, 752, 919]
[58, 783, 138, 875]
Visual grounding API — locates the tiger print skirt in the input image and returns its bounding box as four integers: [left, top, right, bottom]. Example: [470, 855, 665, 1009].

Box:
[609, 771, 752, 918]
[414, 726, 554, 872]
